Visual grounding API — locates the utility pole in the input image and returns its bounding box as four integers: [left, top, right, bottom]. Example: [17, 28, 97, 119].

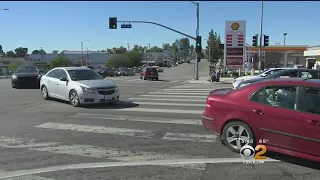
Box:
[40, 47, 44, 61]
[258, 1, 264, 72]
[127, 43, 130, 51]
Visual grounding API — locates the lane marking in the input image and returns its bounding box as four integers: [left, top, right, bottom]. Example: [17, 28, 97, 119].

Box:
[113, 107, 203, 114]
[35, 123, 155, 138]
[69, 113, 202, 125]
[139, 94, 207, 99]
[131, 101, 205, 107]
[128, 97, 205, 102]
[0, 158, 280, 179]
[163, 132, 217, 143]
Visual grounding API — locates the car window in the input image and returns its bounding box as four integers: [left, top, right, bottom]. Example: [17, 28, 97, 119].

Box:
[278, 71, 299, 78]
[301, 71, 313, 78]
[67, 69, 103, 81]
[302, 87, 320, 115]
[46, 69, 59, 78]
[250, 85, 298, 110]
[264, 69, 283, 76]
[15, 67, 38, 73]
[59, 69, 68, 78]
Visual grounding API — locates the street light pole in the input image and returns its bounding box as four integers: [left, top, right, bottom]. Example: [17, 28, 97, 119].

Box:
[190, 1, 200, 80]
[258, 1, 264, 72]
[81, 40, 89, 66]
[283, 32, 288, 67]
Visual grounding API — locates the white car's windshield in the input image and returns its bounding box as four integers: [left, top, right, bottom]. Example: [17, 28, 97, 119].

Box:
[67, 69, 103, 81]
[15, 67, 38, 73]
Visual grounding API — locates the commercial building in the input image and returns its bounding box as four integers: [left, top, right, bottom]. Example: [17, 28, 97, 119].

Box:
[304, 45, 320, 69]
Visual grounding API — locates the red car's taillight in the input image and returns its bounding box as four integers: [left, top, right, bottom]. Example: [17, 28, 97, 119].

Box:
[206, 96, 214, 108]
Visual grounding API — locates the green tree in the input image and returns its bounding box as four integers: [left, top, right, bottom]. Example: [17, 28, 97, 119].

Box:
[52, 50, 59, 54]
[162, 43, 171, 51]
[14, 47, 28, 57]
[0, 45, 4, 55]
[105, 55, 129, 68]
[6, 50, 16, 57]
[32, 50, 40, 54]
[171, 40, 180, 62]
[146, 46, 162, 52]
[125, 51, 143, 67]
[206, 29, 223, 64]
[50, 55, 73, 69]
[179, 38, 190, 59]
[8, 63, 18, 72]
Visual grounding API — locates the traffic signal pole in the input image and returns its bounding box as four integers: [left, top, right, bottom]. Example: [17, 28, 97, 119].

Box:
[258, 1, 264, 72]
[195, 2, 199, 80]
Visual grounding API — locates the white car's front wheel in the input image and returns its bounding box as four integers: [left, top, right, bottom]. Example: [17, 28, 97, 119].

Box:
[69, 90, 80, 107]
[41, 85, 50, 100]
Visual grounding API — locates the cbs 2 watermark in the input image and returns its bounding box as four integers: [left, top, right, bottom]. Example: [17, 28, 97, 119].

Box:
[240, 144, 268, 164]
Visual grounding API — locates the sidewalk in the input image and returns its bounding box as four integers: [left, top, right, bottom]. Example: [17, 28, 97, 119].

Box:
[0, 76, 9, 79]
[186, 77, 234, 84]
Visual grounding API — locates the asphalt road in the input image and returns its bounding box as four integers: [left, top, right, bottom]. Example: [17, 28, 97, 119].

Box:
[0, 70, 319, 180]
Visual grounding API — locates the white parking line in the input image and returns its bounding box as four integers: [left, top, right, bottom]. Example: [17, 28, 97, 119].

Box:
[132, 101, 205, 107]
[0, 170, 56, 180]
[139, 94, 207, 99]
[149, 92, 209, 95]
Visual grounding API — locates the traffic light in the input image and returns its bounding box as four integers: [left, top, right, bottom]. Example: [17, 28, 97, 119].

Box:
[197, 57, 201, 62]
[252, 35, 258, 47]
[264, 35, 269, 47]
[196, 36, 202, 53]
[109, 17, 117, 29]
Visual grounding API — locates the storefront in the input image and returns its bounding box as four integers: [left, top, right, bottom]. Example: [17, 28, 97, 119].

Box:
[304, 46, 320, 69]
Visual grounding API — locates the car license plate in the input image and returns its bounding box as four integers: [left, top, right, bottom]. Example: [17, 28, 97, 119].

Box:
[104, 95, 112, 100]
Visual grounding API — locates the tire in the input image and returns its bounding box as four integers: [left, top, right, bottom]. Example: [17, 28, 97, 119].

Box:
[41, 85, 50, 100]
[69, 90, 81, 107]
[155, 77, 158, 81]
[221, 121, 255, 153]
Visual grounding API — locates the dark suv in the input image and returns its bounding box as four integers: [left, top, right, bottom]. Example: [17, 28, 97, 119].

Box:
[140, 66, 159, 80]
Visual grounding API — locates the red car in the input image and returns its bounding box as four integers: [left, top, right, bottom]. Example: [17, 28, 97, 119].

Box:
[140, 66, 159, 80]
[202, 78, 320, 162]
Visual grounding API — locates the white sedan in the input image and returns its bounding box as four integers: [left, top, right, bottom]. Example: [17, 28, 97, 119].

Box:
[40, 67, 119, 107]
[232, 68, 290, 89]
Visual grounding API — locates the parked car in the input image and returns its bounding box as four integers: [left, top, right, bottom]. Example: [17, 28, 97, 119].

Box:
[114, 68, 121, 76]
[97, 68, 115, 78]
[127, 68, 135, 76]
[140, 66, 159, 80]
[237, 68, 320, 89]
[11, 66, 41, 88]
[157, 68, 163, 73]
[202, 78, 320, 162]
[233, 68, 290, 89]
[40, 67, 119, 107]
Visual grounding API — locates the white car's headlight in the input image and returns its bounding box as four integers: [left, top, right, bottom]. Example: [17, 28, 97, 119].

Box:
[12, 75, 17, 79]
[81, 87, 95, 94]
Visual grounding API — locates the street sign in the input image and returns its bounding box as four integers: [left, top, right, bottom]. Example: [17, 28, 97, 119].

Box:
[121, 24, 132, 28]
[224, 21, 246, 67]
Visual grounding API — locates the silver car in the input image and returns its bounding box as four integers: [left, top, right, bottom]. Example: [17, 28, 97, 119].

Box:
[40, 67, 120, 107]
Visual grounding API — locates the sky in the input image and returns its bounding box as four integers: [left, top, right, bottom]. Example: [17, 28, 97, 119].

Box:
[0, 1, 319, 53]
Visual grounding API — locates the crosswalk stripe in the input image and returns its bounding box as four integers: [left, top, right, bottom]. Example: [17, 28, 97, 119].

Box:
[161, 88, 213, 91]
[149, 92, 209, 95]
[35, 122, 213, 143]
[132, 101, 205, 107]
[0, 170, 56, 180]
[139, 94, 207, 99]
[113, 107, 203, 114]
[163, 133, 217, 143]
[68, 113, 202, 125]
[35, 122, 155, 138]
[0, 136, 202, 162]
[129, 97, 205, 102]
